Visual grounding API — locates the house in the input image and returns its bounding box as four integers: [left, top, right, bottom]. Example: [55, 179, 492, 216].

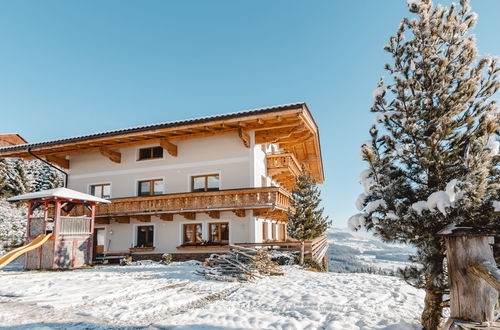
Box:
[0, 103, 324, 261]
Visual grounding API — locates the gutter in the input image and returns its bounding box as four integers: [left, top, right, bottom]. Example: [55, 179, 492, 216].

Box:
[28, 148, 68, 188]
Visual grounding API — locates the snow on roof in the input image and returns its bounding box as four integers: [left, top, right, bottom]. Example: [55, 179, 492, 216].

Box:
[7, 187, 111, 204]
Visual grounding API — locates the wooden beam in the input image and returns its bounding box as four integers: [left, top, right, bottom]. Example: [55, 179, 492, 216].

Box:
[238, 128, 251, 148]
[99, 147, 121, 163]
[206, 211, 220, 219]
[135, 215, 151, 222]
[181, 212, 196, 220]
[233, 209, 246, 217]
[45, 155, 69, 169]
[159, 213, 173, 221]
[95, 217, 110, 224]
[160, 139, 178, 157]
[112, 216, 130, 223]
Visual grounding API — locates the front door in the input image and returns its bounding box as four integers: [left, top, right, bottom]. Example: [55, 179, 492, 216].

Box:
[93, 228, 105, 259]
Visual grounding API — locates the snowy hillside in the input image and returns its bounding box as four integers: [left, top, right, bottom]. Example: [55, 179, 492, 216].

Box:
[0, 199, 26, 255]
[327, 228, 416, 274]
[0, 261, 424, 329]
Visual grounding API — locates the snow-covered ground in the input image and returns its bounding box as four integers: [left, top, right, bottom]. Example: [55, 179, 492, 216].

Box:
[0, 261, 424, 329]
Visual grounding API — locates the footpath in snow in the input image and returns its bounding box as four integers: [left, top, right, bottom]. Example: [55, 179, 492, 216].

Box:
[0, 261, 424, 329]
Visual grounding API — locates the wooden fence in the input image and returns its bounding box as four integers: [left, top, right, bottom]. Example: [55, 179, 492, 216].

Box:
[236, 235, 329, 269]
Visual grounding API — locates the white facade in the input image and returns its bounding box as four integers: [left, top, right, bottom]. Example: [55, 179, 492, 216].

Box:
[66, 132, 284, 255]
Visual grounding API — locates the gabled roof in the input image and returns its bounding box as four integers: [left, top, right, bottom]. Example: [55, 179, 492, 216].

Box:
[7, 187, 111, 204]
[0, 103, 324, 183]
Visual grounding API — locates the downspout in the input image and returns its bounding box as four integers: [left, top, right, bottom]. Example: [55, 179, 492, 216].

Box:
[28, 148, 68, 188]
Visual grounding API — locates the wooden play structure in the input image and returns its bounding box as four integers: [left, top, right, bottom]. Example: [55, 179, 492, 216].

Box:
[0, 188, 110, 270]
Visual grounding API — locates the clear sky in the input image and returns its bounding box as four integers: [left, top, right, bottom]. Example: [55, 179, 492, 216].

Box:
[0, 1, 498, 227]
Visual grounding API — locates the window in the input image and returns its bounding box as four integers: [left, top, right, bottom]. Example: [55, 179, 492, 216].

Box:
[279, 223, 286, 241]
[183, 223, 203, 245]
[90, 184, 111, 199]
[136, 225, 154, 248]
[138, 146, 163, 161]
[209, 222, 229, 244]
[262, 222, 268, 241]
[138, 179, 164, 196]
[191, 174, 219, 192]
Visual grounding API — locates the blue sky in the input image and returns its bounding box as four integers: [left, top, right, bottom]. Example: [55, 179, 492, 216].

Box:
[0, 1, 498, 227]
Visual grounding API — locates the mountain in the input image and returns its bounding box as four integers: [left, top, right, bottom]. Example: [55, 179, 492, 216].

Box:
[326, 227, 416, 275]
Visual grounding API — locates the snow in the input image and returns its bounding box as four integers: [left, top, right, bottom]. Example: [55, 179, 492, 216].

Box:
[411, 201, 428, 216]
[427, 191, 451, 216]
[493, 201, 500, 212]
[365, 199, 387, 214]
[7, 187, 111, 204]
[360, 169, 375, 194]
[348, 213, 366, 231]
[0, 262, 425, 329]
[485, 137, 499, 156]
[445, 179, 460, 203]
[355, 193, 367, 211]
[385, 211, 399, 221]
[0, 200, 27, 255]
[372, 86, 385, 100]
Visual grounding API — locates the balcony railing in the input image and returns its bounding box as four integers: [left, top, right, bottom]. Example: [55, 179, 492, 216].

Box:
[266, 152, 301, 189]
[95, 187, 290, 218]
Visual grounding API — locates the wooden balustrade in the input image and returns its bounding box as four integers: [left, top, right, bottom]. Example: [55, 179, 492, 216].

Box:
[266, 152, 301, 189]
[236, 235, 329, 270]
[94, 187, 290, 220]
[59, 216, 92, 235]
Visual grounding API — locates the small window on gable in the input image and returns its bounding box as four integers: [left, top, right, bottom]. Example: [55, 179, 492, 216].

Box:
[138, 146, 163, 161]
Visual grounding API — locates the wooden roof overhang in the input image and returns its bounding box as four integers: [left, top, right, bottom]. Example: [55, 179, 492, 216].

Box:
[0, 103, 324, 183]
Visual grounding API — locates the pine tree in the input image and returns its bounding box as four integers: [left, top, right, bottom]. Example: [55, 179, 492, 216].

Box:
[349, 1, 499, 328]
[287, 166, 331, 265]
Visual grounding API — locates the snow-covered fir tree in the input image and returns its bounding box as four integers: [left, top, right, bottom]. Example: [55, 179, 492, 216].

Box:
[287, 166, 331, 265]
[0, 157, 63, 253]
[349, 0, 499, 328]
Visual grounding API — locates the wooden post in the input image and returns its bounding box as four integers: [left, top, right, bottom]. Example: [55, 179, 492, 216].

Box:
[88, 203, 96, 265]
[438, 226, 499, 324]
[53, 200, 62, 269]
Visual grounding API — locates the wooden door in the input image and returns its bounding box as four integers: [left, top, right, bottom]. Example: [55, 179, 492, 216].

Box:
[93, 228, 105, 259]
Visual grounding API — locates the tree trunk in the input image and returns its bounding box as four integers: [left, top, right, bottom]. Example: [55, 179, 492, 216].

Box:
[300, 240, 305, 265]
[421, 288, 442, 330]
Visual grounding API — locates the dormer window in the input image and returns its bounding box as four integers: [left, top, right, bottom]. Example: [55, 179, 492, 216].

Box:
[138, 146, 163, 161]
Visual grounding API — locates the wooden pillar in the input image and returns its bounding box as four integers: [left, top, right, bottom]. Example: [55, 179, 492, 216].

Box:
[53, 200, 62, 269]
[439, 227, 499, 323]
[26, 201, 33, 239]
[87, 203, 96, 265]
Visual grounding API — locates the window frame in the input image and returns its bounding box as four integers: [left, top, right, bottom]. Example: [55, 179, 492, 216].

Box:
[191, 174, 220, 192]
[208, 222, 229, 245]
[137, 146, 164, 161]
[89, 183, 111, 199]
[137, 178, 164, 196]
[182, 223, 204, 245]
[134, 224, 155, 248]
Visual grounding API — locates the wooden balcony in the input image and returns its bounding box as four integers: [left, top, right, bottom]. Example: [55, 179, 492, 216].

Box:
[93, 187, 290, 223]
[266, 152, 301, 190]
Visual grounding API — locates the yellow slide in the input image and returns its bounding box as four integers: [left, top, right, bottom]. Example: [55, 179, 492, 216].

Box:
[0, 233, 53, 270]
